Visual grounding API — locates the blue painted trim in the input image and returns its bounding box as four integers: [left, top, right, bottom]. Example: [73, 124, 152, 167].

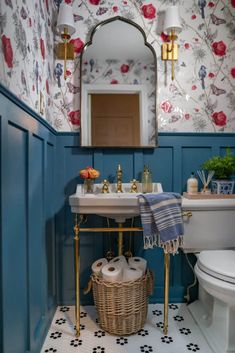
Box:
[57, 131, 235, 137]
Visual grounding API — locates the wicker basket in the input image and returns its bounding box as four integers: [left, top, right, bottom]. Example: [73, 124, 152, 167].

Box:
[91, 270, 153, 335]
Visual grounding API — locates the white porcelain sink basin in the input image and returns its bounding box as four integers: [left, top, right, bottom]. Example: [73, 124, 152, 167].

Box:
[69, 182, 163, 222]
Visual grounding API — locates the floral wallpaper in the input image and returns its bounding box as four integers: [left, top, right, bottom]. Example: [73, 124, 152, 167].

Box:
[0, 0, 57, 125]
[0, 0, 235, 133]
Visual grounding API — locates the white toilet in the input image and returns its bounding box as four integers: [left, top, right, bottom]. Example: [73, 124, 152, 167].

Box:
[182, 197, 235, 353]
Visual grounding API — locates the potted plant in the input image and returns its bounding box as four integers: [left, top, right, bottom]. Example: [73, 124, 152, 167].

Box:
[201, 148, 235, 194]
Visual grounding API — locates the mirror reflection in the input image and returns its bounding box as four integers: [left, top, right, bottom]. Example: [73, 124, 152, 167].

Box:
[80, 16, 157, 147]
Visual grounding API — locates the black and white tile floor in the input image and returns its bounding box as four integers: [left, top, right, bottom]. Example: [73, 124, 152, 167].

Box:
[41, 304, 214, 353]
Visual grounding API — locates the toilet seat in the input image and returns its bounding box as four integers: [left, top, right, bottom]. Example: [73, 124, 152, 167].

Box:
[197, 250, 235, 284]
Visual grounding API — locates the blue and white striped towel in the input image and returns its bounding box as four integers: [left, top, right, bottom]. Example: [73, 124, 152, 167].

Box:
[138, 192, 184, 254]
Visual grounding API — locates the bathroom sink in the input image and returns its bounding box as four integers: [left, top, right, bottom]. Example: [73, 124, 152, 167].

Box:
[69, 182, 163, 222]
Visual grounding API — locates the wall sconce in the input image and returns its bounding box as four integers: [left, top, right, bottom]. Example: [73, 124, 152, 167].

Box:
[161, 6, 182, 81]
[57, 3, 75, 80]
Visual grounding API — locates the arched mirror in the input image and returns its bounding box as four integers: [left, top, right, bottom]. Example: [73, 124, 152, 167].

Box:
[80, 16, 157, 148]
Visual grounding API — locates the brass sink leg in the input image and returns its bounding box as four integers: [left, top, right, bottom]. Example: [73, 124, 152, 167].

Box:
[118, 222, 123, 255]
[74, 214, 80, 336]
[163, 252, 170, 335]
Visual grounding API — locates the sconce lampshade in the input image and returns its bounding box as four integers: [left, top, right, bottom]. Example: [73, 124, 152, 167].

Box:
[164, 6, 182, 34]
[57, 3, 75, 35]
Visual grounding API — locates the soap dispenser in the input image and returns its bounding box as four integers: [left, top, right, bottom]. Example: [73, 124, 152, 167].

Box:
[142, 165, 153, 193]
[187, 172, 198, 195]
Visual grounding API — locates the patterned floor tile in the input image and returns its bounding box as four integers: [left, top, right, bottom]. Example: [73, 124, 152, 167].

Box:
[40, 304, 214, 353]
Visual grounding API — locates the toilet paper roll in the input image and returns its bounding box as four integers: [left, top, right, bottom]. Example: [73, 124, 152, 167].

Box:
[91, 258, 108, 275]
[128, 257, 147, 274]
[110, 255, 129, 270]
[101, 263, 122, 282]
[123, 267, 143, 282]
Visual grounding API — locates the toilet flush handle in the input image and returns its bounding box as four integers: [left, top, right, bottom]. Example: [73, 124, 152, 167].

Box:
[182, 211, 192, 218]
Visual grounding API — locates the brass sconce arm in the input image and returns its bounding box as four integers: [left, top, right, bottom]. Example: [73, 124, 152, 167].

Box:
[161, 29, 179, 81]
[161, 6, 182, 81]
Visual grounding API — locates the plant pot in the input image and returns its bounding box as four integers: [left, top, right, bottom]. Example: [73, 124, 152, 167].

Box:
[211, 180, 235, 195]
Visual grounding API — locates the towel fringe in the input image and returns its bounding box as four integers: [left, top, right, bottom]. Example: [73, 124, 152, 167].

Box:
[143, 235, 158, 249]
[144, 234, 184, 255]
[161, 235, 184, 255]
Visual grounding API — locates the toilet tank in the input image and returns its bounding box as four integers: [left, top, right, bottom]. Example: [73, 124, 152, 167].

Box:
[182, 198, 235, 253]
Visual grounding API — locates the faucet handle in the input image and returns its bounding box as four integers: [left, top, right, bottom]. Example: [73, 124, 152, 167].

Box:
[102, 179, 110, 193]
[130, 179, 138, 193]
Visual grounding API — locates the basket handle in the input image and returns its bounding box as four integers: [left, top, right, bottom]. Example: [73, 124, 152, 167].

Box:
[83, 278, 92, 295]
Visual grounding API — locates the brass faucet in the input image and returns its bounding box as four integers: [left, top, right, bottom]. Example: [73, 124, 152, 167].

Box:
[116, 164, 123, 193]
[102, 179, 110, 193]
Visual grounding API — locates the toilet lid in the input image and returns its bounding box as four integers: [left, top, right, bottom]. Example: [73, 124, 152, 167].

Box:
[197, 250, 235, 284]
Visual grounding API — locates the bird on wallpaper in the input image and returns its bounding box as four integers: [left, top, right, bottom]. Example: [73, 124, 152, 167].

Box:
[89, 59, 95, 72]
[198, 65, 207, 89]
[198, 0, 206, 19]
[54, 63, 63, 88]
[21, 70, 28, 95]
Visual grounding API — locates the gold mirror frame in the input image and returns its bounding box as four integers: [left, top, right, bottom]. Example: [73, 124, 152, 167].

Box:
[80, 16, 158, 148]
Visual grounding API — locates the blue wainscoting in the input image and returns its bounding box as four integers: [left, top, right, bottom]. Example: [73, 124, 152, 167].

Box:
[1, 83, 235, 352]
[0, 86, 57, 353]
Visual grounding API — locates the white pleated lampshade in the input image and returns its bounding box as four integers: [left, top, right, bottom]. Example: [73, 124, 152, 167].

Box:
[164, 6, 182, 34]
[57, 3, 75, 35]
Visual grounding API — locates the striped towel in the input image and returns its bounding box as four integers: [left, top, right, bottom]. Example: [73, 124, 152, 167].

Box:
[138, 192, 184, 254]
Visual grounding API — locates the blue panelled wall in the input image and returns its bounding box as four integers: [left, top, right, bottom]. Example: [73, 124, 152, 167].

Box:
[0, 86, 57, 353]
[1, 83, 235, 353]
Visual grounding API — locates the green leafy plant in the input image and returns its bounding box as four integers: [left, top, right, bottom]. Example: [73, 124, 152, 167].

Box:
[202, 148, 235, 179]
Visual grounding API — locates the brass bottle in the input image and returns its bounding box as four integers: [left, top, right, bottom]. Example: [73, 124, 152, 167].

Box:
[142, 165, 153, 193]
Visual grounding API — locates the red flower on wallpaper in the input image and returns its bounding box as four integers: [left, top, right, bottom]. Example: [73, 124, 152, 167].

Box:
[161, 100, 173, 113]
[1, 35, 13, 68]
[212, 111, 227, 126]
[160, 32, 170, 42]
[212, 41, 227, 56]
[141, 4, 156, 19]
[184, 113, 191, 120]
[40, 38, 45, 60]
[231, 0, 235, 7]
[70, 38, 84, 55]
[89, 0, 100, 5]
[111, 79, 119, 84]
[68, 110, 80, 126]
[66, 69, 72, 77]
[208, 2, 215, 7]
[120, 64, 129, 73]
[208, 72, 215, 78]
[184, 43, 190, 49]
[65, 0, 72, 3]
[46, 79, 50, 94]
[45, 0, 49, 12]
[113, 6, 118, 12]
[231, 68, 235, 78]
